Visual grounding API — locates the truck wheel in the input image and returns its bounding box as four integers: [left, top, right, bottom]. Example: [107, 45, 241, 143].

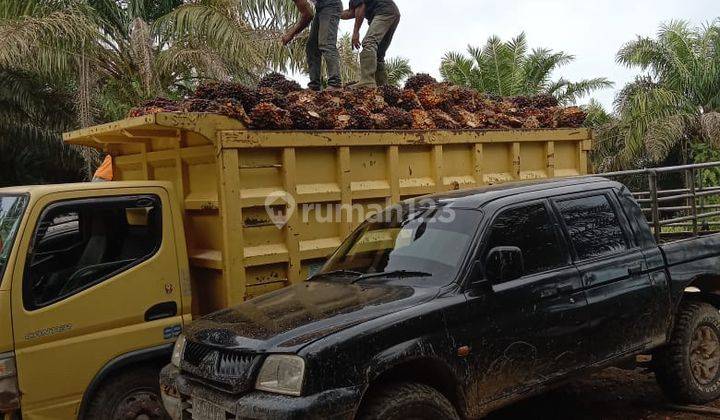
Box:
[358, 382, 459, 420]
[84, 366, 169, 420]
[655, 301, 720, 404]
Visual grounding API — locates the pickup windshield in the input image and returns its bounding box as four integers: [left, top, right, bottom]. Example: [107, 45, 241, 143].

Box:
[0, 195, 27, 280]
[318, 206, 482, 286]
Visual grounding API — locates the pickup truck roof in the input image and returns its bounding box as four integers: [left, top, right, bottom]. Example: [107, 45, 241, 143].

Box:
[420, 176, 621, 209]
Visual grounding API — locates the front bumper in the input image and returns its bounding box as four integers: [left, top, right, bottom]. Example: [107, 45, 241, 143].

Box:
[160, 365, 362, 420]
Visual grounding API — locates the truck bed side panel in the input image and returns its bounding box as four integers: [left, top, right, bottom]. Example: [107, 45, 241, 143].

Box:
[660, 233, 720, 308]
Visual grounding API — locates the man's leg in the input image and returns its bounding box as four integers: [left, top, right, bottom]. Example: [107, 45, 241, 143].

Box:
[358, 14, 398, 88]
[375, 15, 400, 87]
[306, 13, 322, 91]
[317, 4, 342, 88]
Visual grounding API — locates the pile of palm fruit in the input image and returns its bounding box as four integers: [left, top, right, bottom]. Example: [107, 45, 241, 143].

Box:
[128, 72, 587, 130]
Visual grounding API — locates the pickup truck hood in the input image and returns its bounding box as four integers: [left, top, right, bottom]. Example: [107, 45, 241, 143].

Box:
[186, 280, 437, 352]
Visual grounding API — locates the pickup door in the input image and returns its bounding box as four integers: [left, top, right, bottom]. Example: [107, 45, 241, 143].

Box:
[464, 199, 587, 405]
[551, 191, 668, 362]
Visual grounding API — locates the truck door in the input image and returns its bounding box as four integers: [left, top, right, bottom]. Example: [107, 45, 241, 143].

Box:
[10, 189, 184, 419]
[464, 200, 587, 405]
[551, 191, 660, 363]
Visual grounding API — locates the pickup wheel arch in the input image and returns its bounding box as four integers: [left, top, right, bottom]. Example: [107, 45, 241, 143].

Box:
[78, 343, 173, 419]
[363, 341, 465, 417]
[682, 276, 720, 305]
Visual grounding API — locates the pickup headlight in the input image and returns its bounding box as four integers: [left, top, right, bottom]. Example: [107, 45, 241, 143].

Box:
[255, 355, 305, 396]
[171, 335, 186, 368]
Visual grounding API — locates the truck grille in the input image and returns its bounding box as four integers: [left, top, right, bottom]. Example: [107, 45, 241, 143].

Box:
[182, 341, 261, 394]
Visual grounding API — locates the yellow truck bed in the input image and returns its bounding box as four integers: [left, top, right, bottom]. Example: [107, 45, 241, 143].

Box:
[64, 112, 592, 314]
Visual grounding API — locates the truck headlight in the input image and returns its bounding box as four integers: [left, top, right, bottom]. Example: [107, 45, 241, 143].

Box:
[171, 335, 186, 368]
[0, 354, 20, 413]
[255, 355, 305, 396]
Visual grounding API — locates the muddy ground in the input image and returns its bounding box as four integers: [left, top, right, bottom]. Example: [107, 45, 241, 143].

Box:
[488, 367, 720, 419]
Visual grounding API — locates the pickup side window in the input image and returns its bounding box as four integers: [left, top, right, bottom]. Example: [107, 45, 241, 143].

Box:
[24, 195, 162, 310]
[484, 203, 567, 277]
[556, 194, 627, 260]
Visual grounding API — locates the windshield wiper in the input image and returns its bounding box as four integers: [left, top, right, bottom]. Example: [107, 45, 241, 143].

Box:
[309, 269, 364, 280]
[351, 270, 432, 283]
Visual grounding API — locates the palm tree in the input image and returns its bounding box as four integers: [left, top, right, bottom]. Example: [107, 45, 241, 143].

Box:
[0, 68, 85, 186]
[337, 32, 413, 87]
[440, 33, 612, 105]
[154, 0, 307, 86]
[0, 0, 307, 123]
[605, 20, 720, 168]
[0, 0, 307, 184]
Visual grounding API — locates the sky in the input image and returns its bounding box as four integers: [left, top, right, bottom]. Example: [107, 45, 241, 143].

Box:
[302, 0, 719, 110]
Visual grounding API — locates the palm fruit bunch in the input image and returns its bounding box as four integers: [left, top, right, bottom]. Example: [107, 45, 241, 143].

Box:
[182, 98, 250, 125]
[258, 72, 302, 95]
[249, 103, 292, 130]
[379, 85, 402, 107]
[128, 71, 588, 130]
[384, 107, 413, 129]
[194, 82, 260, 112]
[128, 98, 180, 117]
[404, 73, 438, 92]
[411, 110, 436, 129]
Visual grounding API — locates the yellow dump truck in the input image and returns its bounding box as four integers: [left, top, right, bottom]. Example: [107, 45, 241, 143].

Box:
[0, 113, 591, 419]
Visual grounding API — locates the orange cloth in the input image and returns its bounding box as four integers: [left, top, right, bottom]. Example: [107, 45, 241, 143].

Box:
[93, 155, 114, 181]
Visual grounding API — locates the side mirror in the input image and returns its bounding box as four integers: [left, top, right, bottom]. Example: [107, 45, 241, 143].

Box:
[485, 246, 524, 284]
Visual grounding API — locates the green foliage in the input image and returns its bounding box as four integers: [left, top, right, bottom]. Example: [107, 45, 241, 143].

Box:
[0, 0, 307, 186]
[691, 142, 720, 188]
[597, 19, 720, 169]
[0, 68, 85, 186]
[440, 33, 612, 104]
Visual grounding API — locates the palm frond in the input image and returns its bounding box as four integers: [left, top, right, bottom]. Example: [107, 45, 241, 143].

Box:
[644, 114, 689, 162]
[554, 78, 614, 105]
[384, 57, 412, 87]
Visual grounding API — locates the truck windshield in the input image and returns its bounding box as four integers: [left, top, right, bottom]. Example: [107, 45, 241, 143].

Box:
[0, 195, 27, 280]
[318, 206, 482, 285]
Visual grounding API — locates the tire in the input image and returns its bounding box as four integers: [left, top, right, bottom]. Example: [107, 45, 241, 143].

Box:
[83, 365, 169, 420]
[655, 301, 720, 404]
[357, 382, 459, 420]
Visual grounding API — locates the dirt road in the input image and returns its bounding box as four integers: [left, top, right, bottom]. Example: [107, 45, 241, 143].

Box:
[488, 368, 720, 419]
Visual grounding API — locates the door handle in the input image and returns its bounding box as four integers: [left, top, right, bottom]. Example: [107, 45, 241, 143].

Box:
[557, 283, 574, 294]
[628, 265, 643, 276]
[145, 301, 178, 322]
[537, 287, 559, 299]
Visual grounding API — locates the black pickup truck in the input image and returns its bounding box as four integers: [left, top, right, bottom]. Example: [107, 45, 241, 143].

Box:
[160, 176, 720, 419]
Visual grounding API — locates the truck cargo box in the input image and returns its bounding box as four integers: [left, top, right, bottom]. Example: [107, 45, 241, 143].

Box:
[64, 112, 592, 314]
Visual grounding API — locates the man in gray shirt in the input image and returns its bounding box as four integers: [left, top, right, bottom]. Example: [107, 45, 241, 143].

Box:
[343, 0, 400, 88]
[283, 0, 343, 90]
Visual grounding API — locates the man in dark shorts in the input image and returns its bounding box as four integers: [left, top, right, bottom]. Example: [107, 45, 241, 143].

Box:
[343, 0, 400, 88]
[283, 0, 343, 90]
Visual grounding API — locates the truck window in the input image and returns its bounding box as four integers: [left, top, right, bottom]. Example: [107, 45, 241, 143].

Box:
[484, 203, 567, 277]
[0, 195, 28, 281]
[24, 195, 162, 310]
[556, 194, 627, 260]
[320, 207, 482, 286]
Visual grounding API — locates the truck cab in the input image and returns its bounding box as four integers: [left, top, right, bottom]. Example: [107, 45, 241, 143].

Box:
[0, 182, 190, 419]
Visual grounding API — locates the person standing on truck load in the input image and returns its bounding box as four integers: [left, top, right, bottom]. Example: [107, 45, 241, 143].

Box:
[283, 0, 343, 91]
[343, 0, 400, 88]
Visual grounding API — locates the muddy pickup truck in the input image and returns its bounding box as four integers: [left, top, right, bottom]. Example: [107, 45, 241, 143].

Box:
[160, 175, 720, 419]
